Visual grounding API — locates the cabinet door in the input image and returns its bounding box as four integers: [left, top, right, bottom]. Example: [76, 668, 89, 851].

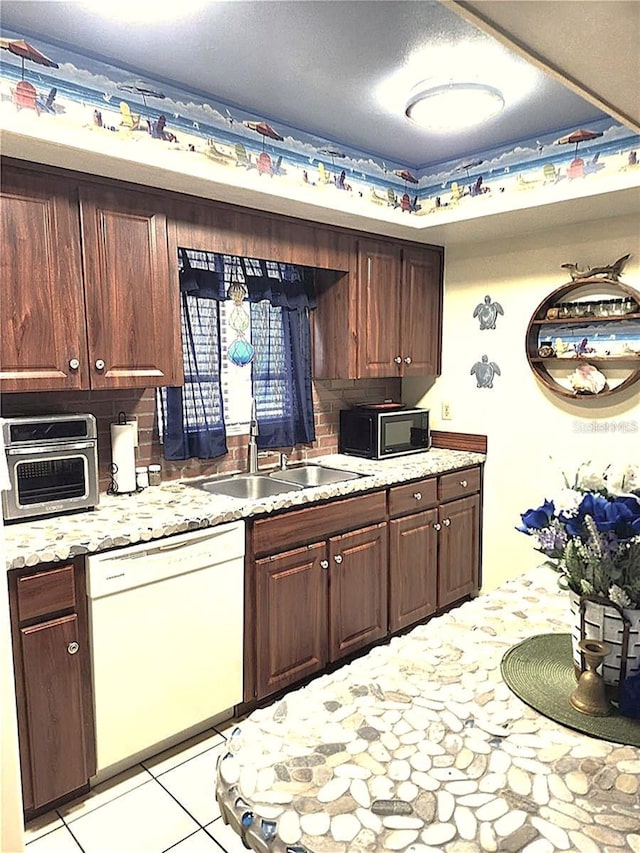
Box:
[357, 239, 402, 377]
[401, 248, 443, 376]
[329, 523, 388, 661]
[0, 167, 88, 391]
[389, 509, 438, 632]
[20, 614, 89, 809]
[79, 186, 182, 388]
[255, 543, 327, 700]
[438, 495, 480, 608]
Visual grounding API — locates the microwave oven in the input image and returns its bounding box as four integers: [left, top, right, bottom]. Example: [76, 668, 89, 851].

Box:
[339, 405, 431, 459]
[2, 414, 99, 522]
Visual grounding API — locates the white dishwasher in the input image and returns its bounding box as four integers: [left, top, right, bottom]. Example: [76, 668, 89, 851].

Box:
[86, 520, 245, 778]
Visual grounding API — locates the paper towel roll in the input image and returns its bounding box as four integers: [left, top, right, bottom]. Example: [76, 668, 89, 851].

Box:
[110, 422, 137, 493]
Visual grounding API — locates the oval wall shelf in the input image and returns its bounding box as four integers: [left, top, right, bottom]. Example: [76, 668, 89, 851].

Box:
[525, 278, 640, 399]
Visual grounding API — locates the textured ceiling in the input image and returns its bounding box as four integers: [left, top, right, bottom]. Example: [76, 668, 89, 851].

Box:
[2, 0, 632, 170]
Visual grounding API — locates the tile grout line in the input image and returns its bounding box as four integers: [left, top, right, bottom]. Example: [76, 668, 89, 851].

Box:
[62, 819, 87, 853]
[25, 726, 233, 851]
[55, 766, 155, 827]
[141, 728, 226, 778]
[201, 820, 234, 853]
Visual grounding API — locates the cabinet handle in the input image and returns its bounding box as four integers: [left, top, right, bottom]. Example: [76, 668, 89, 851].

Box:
[460, 479, 468, 488]
[433, 522, 441, 531]
[442, 518, 451, 526]
[413, 492, 422, 501]
[95, 359, 105, 371]
[69, 358, 80, 371]
[67, 641, 79, 655]
[320, 559, 329, 569]
[394, 356, 402, 364]
[334, 554, 343, 564]
[404, 356, 412, 365]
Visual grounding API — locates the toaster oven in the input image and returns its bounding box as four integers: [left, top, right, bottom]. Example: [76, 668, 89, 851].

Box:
[2, 414, 99, 522]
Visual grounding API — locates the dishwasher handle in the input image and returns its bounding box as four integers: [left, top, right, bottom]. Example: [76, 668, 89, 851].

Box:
[108, 529, 237, 560]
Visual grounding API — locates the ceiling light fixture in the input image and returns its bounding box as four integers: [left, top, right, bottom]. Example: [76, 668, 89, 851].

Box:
[405, 82, 505, 133]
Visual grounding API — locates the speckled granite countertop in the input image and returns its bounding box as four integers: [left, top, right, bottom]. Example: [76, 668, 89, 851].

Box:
[4, 450, 484, 571]
[215, 567, 640, 853]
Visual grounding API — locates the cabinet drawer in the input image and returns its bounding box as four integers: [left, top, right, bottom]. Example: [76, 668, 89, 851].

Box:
[17, 566, 76, 623]
[252, 491, 387, 557]
[388, 477, 437, 517]
[438, 467, 481, 503]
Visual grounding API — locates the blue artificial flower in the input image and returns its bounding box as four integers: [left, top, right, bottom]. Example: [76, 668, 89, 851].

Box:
[516, 499, 555, 533]
[573, 493, 640, 540]
[611, 495, 640, 538]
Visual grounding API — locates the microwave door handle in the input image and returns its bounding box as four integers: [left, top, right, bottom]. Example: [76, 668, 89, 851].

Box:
[6, 441, 96, 456]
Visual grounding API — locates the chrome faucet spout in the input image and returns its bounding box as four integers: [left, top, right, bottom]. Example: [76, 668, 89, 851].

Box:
[248, 399, 259, 473]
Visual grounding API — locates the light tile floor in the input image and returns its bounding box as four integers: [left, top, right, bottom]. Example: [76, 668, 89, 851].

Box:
[23, 719, 249, 853]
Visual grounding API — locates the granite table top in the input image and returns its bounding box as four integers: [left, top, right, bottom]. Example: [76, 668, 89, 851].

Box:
[3, 449, 484, 572]
[215, 567, 640, 853]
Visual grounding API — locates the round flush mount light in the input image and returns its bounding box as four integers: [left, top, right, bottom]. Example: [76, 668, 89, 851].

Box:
[405, 83, 505, 133]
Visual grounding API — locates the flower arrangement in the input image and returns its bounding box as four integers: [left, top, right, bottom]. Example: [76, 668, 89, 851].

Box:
[517, 463, 640, 608]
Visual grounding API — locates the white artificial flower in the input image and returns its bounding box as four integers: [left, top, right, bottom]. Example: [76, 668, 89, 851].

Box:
[576, 465, 606, 492]
[553, 488, 582, 514]
[606, 463, 640, 497]
[608, 585, 632, 608]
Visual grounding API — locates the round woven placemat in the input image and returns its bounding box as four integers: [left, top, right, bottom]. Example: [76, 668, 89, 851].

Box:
[501, 633, 640, 746]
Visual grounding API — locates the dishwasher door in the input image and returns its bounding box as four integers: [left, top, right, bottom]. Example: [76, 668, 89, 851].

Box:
[86, 521, 245, 776]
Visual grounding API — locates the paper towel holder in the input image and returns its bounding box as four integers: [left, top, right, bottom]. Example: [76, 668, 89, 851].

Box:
[108, 411, 139, 495]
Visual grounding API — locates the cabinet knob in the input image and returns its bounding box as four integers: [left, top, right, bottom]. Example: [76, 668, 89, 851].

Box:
[69, 358, 80, 371]
[433, 522, 441, 531]
[320, 559, 329, 569]
[413, 492, 422, 501]
[460, 479, 468, 488]
[404, 356, 412, 365]
[67, 641, 79, 655]
[95, 359, 105, 371]
[394, 356, 402, 364]
[334, 554, 343, 564]
[442, 517, 451, 527]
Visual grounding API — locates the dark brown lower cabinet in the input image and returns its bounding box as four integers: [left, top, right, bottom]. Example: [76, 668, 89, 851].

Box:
[8, 561, 95, 815]
[437, 494, 481, 608]
[255, 542, 327, 699]
[328, 523, 388, 661]
[389, 508, 439, 632]
[252, 521, 388, 702]
[388, 466, 482, 633]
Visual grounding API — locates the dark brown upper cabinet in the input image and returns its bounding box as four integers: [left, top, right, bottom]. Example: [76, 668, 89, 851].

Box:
[313, 237, 443, 379]
[357, 239, 443, 378]
[1, 164, 182, 392]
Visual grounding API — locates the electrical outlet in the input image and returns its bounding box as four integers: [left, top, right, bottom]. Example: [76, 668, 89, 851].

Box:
[441, 401, 453, 420]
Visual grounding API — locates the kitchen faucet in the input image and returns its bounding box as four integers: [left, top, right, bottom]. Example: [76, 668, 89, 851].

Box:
[248, 398, 259, 474]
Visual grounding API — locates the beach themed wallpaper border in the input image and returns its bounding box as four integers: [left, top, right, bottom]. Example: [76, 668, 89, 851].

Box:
[1, 29, 639, 227]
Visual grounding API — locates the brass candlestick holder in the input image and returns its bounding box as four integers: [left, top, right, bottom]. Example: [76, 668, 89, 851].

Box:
[570, 639, 612, 716]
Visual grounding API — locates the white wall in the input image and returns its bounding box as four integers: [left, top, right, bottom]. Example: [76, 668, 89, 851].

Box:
[1, 520, 25, 852]
[404, 213, 640, 592]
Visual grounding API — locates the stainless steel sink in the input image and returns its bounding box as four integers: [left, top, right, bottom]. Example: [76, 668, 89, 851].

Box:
[195, 474, 302, 499]
[269, 465, 363, 488]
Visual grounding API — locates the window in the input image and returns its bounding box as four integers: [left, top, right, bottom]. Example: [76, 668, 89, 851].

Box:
[157, 249, 316, 460]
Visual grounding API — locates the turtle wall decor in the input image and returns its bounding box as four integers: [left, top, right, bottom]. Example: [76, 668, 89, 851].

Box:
[472, 295, 504, 330]
[470, 354, 501, 388]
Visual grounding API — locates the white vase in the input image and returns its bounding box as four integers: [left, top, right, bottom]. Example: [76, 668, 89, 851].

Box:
[569, 591, 640, 687]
